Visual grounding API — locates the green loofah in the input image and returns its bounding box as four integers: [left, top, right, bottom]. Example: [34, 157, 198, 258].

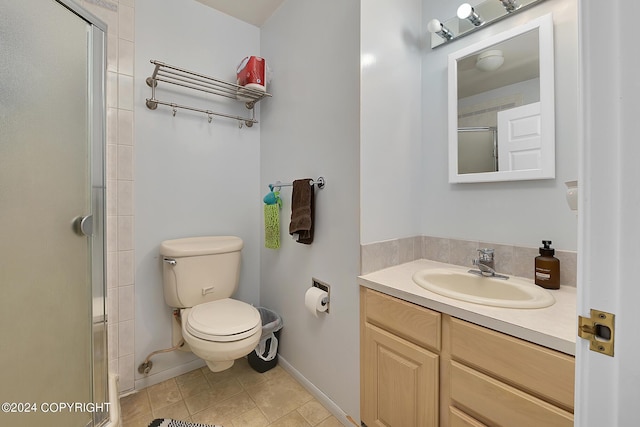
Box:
[264, 204, 280, 249]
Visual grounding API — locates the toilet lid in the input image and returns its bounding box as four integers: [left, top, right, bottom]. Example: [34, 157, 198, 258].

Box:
[185, 299, 261, 342]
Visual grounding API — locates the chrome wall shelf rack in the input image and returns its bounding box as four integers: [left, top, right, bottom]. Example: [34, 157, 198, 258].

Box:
[145, 60, 272, 128]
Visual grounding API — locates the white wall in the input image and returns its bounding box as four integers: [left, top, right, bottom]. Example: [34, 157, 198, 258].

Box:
[260, 0, 361, 420]
[134, 0, 262, 385]
[360, 0, 424, 244]
[420, 0, 579, 251]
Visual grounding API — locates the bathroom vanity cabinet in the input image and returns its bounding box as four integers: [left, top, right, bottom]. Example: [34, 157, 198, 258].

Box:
[360, 287, 441, 426]
[360, 287, 575, 427]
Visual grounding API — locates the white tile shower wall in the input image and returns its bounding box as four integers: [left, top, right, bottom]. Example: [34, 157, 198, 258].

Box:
[80, 0, 136, 393]
[361, 235, 577, 287]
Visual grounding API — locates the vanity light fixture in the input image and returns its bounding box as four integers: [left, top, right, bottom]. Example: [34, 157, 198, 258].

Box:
[475, 49, 504, 71]
[427, 18, 454, 41]
[499, 0, 520, 13]
[457, 3, 484, 27]
[428, 0, 549, 48]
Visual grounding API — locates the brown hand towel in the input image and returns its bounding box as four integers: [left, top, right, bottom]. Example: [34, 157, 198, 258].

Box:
[288, 179, 314, 244]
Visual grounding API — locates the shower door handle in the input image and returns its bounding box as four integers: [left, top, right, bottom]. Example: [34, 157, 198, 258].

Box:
[74, 215, 94, 236]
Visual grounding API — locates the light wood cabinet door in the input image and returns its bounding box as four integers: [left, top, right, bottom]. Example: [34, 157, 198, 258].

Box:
[362, 322, 439, 427]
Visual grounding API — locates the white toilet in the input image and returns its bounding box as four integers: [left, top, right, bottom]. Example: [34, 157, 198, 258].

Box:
[160, 236, 262, 372]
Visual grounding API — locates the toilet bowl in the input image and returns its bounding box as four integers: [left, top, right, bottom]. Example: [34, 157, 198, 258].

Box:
[180, 298, 261, 372]
[160, 236, 262, 372]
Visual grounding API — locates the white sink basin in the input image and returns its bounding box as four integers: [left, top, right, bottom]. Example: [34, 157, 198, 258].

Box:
[412, 268, 555, 309]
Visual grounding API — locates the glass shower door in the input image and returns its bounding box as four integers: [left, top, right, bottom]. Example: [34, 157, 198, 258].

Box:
[0, 1, 106, 426]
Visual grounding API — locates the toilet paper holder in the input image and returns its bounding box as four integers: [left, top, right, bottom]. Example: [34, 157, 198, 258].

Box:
[312, 278, 330, 314]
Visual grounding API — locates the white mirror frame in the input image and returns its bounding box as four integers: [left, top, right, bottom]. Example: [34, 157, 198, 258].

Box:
[448, 13, 555, 183]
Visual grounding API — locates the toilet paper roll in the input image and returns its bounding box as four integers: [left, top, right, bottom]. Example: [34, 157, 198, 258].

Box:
[305, 287, 328, 317]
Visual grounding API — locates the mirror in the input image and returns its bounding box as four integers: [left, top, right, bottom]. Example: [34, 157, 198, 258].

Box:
[448, 13, 555, 183]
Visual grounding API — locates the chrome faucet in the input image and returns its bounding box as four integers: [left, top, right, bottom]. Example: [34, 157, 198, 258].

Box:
[476, 248, 495, 270]
[470, 248, 509, 280]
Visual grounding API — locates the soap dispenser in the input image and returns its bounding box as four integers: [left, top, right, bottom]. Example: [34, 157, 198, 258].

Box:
[535, 240, 560, 289]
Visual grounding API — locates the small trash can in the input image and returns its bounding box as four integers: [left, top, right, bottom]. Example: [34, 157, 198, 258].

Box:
[248, 307, 283, 373]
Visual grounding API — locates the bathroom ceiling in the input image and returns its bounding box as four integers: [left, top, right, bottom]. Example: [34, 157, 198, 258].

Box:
[194, 0, 285, 27]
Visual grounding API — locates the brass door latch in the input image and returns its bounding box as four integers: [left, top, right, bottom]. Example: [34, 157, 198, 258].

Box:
[578, 309, 615, 357]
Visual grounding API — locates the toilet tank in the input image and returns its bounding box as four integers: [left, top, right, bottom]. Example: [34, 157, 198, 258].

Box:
[160, 236, 243, 308]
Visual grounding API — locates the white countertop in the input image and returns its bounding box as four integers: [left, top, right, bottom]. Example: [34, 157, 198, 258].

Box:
[358, 259, 577, 355]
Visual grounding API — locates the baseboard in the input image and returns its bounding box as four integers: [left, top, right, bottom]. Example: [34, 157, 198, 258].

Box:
[278, 356, 358, 426]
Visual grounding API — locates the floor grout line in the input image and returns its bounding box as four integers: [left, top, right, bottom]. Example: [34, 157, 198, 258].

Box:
[120, 358, 342, 427]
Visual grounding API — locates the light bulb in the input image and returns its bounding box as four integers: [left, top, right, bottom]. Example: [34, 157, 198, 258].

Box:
[427, 18, 453, 41]
[427, 18, 443, 34]
[457, 3, 484, 26]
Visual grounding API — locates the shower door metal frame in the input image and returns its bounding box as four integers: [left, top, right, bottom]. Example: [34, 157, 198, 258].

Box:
[56, 1, 108, 425]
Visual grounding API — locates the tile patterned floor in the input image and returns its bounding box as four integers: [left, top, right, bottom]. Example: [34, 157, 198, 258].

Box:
[120, 358, 343, 427]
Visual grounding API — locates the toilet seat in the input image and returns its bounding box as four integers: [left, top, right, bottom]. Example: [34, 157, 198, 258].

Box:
[185, 299, 261, 342]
